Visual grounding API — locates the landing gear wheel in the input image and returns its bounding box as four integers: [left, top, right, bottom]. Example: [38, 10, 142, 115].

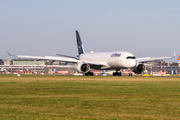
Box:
[90, 72, 94, 76]
[118, 72, 122, 76]
[85, 72, 94, 76]
[113, 72, 122, 76]
[113, 72, 117, 76]
[128, 73, 132, 76]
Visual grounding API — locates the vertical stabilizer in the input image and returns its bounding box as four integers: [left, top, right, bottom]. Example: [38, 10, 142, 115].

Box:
[76, 30, 85, 54]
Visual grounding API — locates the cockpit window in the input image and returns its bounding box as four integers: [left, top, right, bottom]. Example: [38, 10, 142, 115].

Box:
[126, 56, 136, 59]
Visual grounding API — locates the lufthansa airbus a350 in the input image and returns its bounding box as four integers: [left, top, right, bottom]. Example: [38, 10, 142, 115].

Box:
[6, 30, 176, 76]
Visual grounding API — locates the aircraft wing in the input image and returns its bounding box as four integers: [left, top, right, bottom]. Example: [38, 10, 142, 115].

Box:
[17, 55, 107, 66]
[136, 51, 176, 63]
[17, 55, 79, 63]
[6, 49, 107, 66]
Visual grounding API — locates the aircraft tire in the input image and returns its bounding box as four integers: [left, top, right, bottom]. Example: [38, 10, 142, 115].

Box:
[85, 72, 94, 76]
[118, 72, 122, 76]
[113, 72, 122, 76]
[128, 73, 133, 76]
[90, 72, 94, 76]
[113, 72, 117, 76]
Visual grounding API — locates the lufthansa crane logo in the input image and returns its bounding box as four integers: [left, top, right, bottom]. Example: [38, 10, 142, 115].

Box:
[111, 53, 121, 57]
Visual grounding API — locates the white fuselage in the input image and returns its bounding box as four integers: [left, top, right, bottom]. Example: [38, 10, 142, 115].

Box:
[79, 51, 136, 70]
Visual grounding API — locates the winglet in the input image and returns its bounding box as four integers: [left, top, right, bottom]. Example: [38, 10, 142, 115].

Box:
[173, 51, 176, 58]
[5, 49, 17, 57]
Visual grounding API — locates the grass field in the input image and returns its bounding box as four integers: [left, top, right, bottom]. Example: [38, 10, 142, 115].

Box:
[0, 75, 180, 120]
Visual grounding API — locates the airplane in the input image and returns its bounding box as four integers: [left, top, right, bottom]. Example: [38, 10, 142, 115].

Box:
[6, 30, 176, 76]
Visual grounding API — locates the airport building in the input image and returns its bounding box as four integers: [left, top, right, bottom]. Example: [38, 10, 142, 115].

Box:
[0, 59, 8, 65]
[11, 58, 47, 66]
[0, 58, 76, 74]
[144, 60, 180, 75]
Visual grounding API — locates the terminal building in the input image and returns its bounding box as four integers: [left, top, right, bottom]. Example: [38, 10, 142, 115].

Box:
[144, 61, 180, 74]
[0, 58, 76, 74]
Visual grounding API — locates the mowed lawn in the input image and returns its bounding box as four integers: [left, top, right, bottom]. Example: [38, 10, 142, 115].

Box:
[0, 75, 180, 120]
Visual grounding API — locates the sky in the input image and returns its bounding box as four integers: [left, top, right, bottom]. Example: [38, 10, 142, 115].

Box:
[0, 0, 180, 62]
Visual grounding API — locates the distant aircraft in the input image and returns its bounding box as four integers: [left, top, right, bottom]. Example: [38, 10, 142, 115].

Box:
[6, 30, 176, 76]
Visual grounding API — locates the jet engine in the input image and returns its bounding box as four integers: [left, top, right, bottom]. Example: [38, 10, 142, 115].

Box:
[133, 64, 145, 74]
[76, 62, 90, 73]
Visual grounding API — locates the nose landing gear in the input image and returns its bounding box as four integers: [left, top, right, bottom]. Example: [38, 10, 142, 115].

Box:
[128, 72, 133, 76]
[128, 69, 133, 76]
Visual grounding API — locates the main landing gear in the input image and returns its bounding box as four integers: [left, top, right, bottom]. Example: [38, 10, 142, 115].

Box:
[113, 69, 133, 76]
[113, 69, 122, 76]
[85, 71, 94, 76]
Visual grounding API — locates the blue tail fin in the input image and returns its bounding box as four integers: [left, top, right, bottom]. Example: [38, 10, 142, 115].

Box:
[76, 30, 85, 54]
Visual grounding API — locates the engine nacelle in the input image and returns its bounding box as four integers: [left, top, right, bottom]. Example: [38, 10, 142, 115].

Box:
[76, 62, 90, 73]
[133, 64, 145, 74]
